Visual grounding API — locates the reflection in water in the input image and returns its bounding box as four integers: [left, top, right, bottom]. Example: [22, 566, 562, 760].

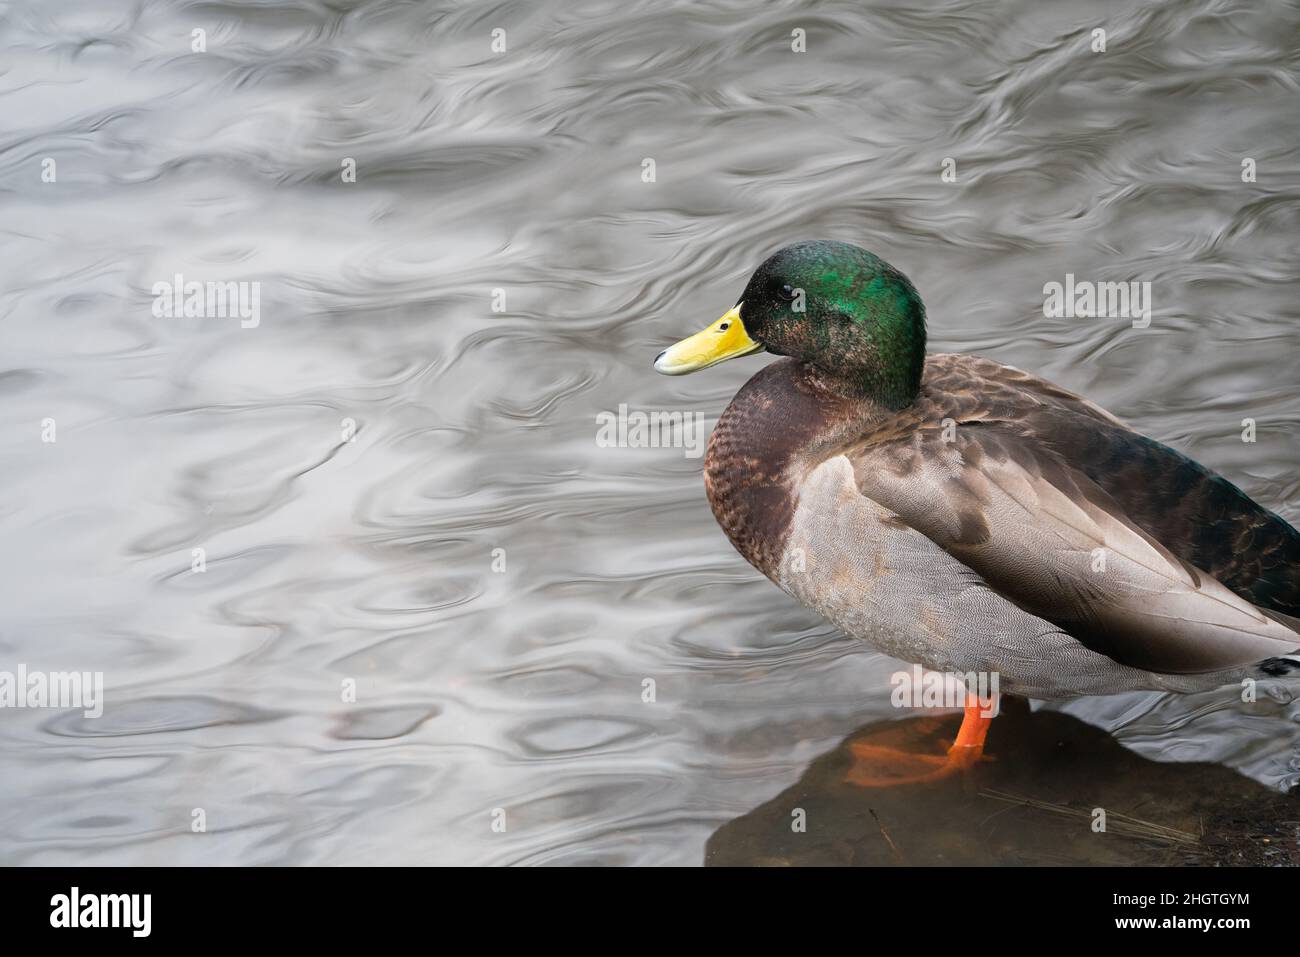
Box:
[0, 0, 1297, 864]
[707, 699, 1300, 867]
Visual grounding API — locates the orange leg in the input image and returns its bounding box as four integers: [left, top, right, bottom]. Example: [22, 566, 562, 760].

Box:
[946, 694, 995, 768]
[845, 693, 998, 788]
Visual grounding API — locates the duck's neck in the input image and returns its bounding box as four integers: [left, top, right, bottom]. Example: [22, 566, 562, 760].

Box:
[818, 361, 923, 410]
[800, 292, 926, 410]
[835, 318, 926, 410]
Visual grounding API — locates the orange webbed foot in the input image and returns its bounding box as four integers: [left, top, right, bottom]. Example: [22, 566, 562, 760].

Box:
[843, 692, 998, 789]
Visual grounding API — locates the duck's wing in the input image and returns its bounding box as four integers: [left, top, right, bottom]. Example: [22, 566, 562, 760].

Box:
[1031, 410, 1300, 618]
[843, 395, 1300, 676]
[932, 354, 1300, 617]
[941, 356, 1300, 616]
[780, 455, 1191, 699]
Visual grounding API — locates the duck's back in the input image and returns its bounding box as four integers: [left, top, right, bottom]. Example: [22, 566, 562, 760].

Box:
[919, 354, 1300, 619]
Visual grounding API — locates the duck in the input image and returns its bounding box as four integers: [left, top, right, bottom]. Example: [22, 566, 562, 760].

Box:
[654, 239, 1300, 787]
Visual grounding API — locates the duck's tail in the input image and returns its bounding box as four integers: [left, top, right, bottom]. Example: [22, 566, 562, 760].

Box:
[1259, 653, 1300, 677]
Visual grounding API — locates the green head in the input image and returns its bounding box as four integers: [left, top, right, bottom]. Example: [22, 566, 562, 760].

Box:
[654, 241, 927, 409]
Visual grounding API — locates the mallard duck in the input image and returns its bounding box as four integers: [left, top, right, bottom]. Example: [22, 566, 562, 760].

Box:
[655, 240, 1300, 786]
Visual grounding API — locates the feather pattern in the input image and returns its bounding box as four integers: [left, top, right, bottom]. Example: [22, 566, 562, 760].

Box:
[704, 354, 1300, 697]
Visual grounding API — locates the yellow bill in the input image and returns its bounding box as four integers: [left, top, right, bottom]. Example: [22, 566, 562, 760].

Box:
[653, 304, 763, 376]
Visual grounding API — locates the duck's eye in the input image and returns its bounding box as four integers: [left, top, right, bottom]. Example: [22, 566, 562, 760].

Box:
[779, 284, 796, 301]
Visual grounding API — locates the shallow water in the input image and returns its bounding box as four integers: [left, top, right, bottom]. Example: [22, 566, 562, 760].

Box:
[0, 0, 1297, 865]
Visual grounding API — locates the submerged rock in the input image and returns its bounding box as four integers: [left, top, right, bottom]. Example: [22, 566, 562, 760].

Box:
[706, 698, 1299, 866]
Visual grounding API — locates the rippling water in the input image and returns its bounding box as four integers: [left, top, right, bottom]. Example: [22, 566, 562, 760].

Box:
[1, 0, 1297, 865]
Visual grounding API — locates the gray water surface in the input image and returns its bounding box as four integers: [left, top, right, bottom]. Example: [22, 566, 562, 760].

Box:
[0, 0, 1297, 865]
